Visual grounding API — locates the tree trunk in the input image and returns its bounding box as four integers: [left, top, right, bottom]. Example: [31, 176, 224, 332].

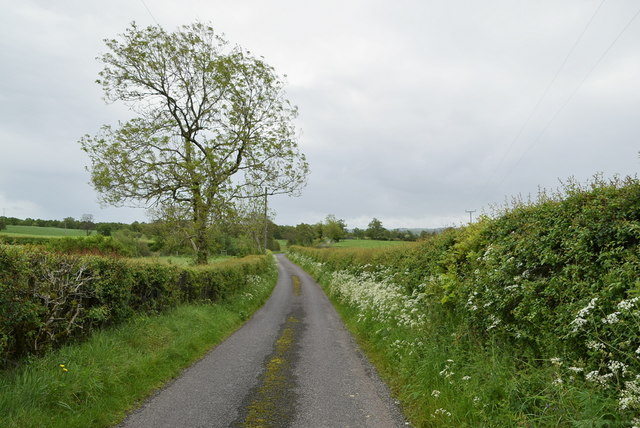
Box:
[194, 225, 209, 265]
[192, 187, 209, 265]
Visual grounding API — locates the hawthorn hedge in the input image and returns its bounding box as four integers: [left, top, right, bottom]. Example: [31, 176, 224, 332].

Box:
[290, 176, 640, 389]
[0, 246, 272, 364]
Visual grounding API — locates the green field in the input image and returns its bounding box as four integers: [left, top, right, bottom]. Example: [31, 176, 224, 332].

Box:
[332, 239, 413, 248]
[276, 239, 288, 252]
[0, 225, 92, 237]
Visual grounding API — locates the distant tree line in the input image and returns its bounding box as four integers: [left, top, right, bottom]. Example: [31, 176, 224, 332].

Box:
[0, 214, 281, 259]
[273, 216, 436, 247]
[0, 215, 135, 235]
[1, 214, 437, 254]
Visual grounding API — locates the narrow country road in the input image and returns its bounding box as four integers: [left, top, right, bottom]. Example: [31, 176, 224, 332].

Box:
[119, 254, 406, 428]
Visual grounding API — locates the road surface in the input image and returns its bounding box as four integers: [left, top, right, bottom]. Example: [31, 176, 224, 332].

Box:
[120, 254, 406, 427]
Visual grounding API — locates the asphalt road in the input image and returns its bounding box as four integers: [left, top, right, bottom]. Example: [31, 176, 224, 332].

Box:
[120, 254, 406, 428]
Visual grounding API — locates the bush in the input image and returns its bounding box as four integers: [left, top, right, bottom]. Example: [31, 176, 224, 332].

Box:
[289, 176, 640, 424]
[46, 234, 131, 257]
[0, 245, 273, 364]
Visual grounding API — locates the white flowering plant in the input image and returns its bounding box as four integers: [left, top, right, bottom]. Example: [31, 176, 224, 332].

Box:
[288, 176, 640, 425]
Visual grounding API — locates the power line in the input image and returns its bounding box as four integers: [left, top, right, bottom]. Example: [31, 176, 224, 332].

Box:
[495, 4, 640, 188]
[139, 0, 161, 27]
[481, 0, 607, 195]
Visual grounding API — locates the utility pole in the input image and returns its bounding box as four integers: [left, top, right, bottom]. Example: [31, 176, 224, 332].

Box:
[465, 209, 476, 223]
[263, 187, 268, 253]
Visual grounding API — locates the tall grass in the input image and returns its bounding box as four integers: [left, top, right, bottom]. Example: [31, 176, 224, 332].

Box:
[0, 268, 277, 428]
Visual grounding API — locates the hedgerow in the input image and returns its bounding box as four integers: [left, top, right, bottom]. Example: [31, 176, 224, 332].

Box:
[0, 245, 272, 364]
[290, 176, 640, 425]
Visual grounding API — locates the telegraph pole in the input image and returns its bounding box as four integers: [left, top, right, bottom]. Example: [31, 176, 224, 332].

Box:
[465, 209, 476, 223]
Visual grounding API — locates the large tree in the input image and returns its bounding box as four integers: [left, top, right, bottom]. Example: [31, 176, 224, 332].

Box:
[366, 218, 387, 240]
[80, 23, 309, 263]
[322, 214, 347, 242]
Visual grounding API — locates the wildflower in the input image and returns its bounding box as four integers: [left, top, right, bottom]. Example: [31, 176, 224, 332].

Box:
[586, 340, 605, 351]
[553, 378, 563, 385]
[608, 360, 628, 375]
[431, 390, 441, 397]
[486, 314, 501, 331]
[432, 408, 452, 417]
[462, 375, 471, 381]
[550, 357, 562, 366]
[601, 312, 621, 324]
[585, 370, 613, 387]
[568, 367, 584, 373]
[577, 297, 598, 318]
[636, 345, 640, 356]
[617, 297, 638, 311]
[619, 379, 640, 410]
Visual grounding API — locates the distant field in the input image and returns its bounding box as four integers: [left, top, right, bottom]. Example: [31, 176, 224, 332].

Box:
[0, 225, 91, 237]
[332, 239, 413, 248]
[276, 239, 288, 252]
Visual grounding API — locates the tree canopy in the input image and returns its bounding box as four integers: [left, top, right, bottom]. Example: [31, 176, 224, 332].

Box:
[80, 22, 309, 263]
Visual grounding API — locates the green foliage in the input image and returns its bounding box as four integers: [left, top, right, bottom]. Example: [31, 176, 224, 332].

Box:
[95, 223, 111, 236]
[0, 218, 5, 231]
[322, 214, 347, 242]
[332, 239, 414, 249]
[80, 22, 309, 264]
[366, 217, 387, 240]
[0, 244, 272, 364]
[0, 270, 276, 428]
[289, 176, 640, 425]
[46, 235, 131, 257]
[0, 235, 55, 246]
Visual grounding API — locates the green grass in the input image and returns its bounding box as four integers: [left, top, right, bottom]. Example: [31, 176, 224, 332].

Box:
[332, 239, 413, 248]
[0, 225, 92, 237]
[0, 265, 277, 428]
[276, 239, 288, 253]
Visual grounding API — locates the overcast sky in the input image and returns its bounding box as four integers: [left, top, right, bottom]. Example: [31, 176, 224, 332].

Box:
[1, 0, 639, 229]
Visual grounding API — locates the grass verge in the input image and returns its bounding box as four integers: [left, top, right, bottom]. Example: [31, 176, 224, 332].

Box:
[292, 253, 623, 427]
[0, 265, 277, 428]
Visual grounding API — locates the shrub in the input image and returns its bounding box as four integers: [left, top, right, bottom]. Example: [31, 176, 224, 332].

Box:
[289, 176, 640, 423]
[46, 234, 131, 257]
[0, 245, 273, 364]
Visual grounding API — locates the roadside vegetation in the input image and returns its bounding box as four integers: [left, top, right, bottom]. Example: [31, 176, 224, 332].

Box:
[332, 239, 414, 249]
[289, 176, 640, 426]
[0, 244, 273, 364]
[0, 265, 277, 428]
